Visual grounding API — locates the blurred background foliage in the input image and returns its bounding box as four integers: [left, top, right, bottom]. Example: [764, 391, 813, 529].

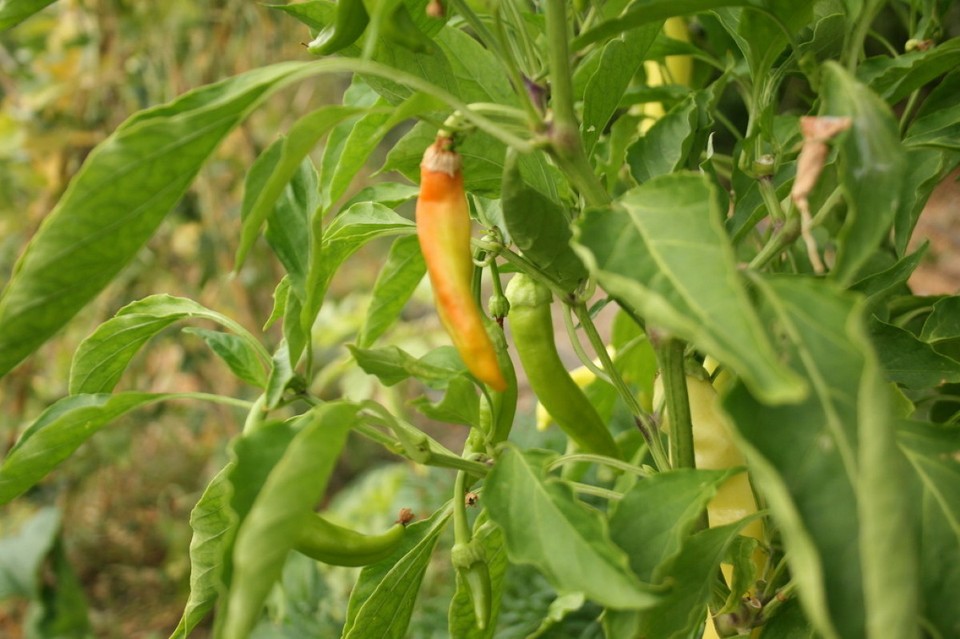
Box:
[0, 2, 460, 637]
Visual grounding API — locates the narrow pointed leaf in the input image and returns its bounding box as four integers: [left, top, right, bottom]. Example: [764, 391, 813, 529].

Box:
[0, 392, 179, 503]
[358, 235, 426, 348]
[572, 172, 806, 404]
[342, 505, 452, 638]
[182, 328, 268, 388]
[217, 402, 358, 639]
[0, 0, 57, 30]
[821, 62, 907, 285]
[723, 276, 918, 639]
[70, 294, 264, 394]
[0, 62, 310, 378]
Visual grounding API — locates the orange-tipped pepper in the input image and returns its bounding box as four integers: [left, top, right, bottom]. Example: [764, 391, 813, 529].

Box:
[416, 135, 507, 391]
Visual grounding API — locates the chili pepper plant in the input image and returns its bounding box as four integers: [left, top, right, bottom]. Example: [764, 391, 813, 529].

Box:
[1, 0, 959, 637]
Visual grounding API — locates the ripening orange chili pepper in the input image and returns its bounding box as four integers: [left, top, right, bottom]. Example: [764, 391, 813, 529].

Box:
[416, 134, 507, 391]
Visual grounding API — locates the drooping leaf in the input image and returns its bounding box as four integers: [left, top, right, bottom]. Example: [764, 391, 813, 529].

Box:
[0, 0, 57, 31]
[341, 504, 452, 638]
[217, 403, 358, 639]
[483, 446, 662, 610]
[357, 235, 426, 348]
[0, 62, 311, 378]
[0, 393, 178, 503]
[714, 0, 812, 79]
[572, 172, 806, 404]
[69, 294, 265, 394]
[723, 276, 917, 639]
[821, 62, 907, 285]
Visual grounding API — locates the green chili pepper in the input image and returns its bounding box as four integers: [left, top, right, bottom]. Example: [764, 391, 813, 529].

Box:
[505, 273, 621, 459]
[294, 508, 413, 566]
[307, 0, 370, 56]
[451, 540, 492, 629]
[479, 317, 518, 448]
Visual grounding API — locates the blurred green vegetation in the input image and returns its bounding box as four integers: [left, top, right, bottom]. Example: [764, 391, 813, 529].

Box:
[0, 2, 413, 637]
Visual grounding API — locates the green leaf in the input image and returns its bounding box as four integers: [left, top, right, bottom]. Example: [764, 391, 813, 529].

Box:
[269, 0, 335, 31]
[582, 25, 661, 155]
[627, 90, 708, 183]
[342, 504, 452, 638]
[916, 467, 960, 637]
[572, 172, 806, 404]
[715, 1, 812, 78]
[635, 521, 758, 639]
[897, 152, 956, 256]
[758, 597, 817, 638]
[501, 149, 586, 291]
[849, 246, 926, 308]
[0, 62, 310, 379]
[0, 392, 178, 504]
[357, 235, 426, 348]
[869, 317, 960, 389]
[483, 446, 662, 610]
[448, 515, 508, 639]
[301, 201, 415, 343]
[27, 534, 91, 638]
[858, 39, 960, 104]
[342, 182, 420, 210]
[217, 402, 358, 639]
[241, 141, 318, 295]
[905, 71, 960, 151]
[410, 375, 480, 427]
[0, 507, 60, 599]
[350, 344, 468, 388]
[821, 62, 907, 285]
[608, 468, 733, 582]
[573, 0, 760, 49]
[0, 0, 57, 30]
[920, 296, 960, 346]
[69, 294, 265, 394]
[182, 328, 268, 389]
[235, 105, 365, 269]
[380, 120, 563, 201]
[723, 276, 917, 639]
[169, 465, 234, 639]
[265, 340, 297, 409]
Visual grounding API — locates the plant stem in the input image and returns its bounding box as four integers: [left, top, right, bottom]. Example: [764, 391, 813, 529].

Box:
[657, 338, 695, 471]
[572, 302, 670, 470]
[568, 482, 623, 501]
[547, 453, 652, 477]
[544, 0, 610, 206]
